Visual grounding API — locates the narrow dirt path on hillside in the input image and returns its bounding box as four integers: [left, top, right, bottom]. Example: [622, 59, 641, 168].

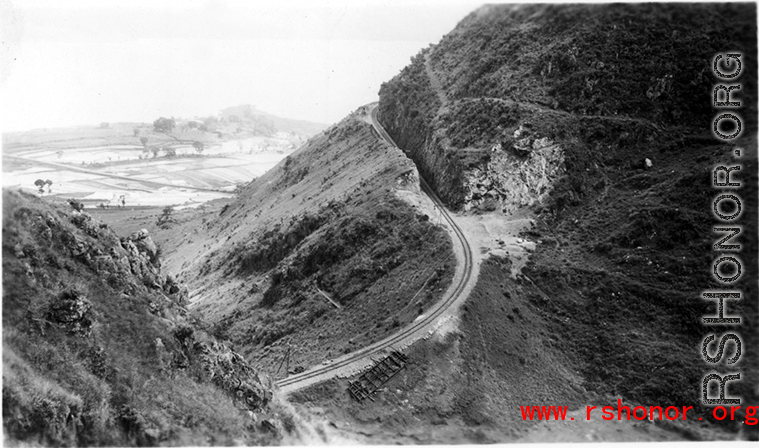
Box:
[478, 96, 663, 129]
[423, 52, 661, 130]
[275, 104, 478, 394]
[424, 52, 450, 111]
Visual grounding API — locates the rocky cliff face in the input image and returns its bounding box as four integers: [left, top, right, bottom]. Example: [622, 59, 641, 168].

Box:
[378, 49, 570, 213]
[378, 51, 468, 207]
[465, 136, 564, 213]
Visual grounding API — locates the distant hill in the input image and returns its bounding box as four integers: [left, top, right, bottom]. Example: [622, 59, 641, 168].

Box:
[2, 106, 328, 153]
[219, 104, 328, 138]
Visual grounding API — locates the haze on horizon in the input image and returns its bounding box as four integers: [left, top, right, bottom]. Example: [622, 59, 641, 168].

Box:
[0, 0, 482, 133]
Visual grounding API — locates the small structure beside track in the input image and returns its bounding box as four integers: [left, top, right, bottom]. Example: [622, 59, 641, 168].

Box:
[347, 350, 409, 401]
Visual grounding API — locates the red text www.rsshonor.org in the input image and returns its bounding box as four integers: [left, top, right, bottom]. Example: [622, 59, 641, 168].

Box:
[520, 400, 759, 425]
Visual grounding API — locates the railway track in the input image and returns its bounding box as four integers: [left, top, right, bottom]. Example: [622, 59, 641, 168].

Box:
[275, 105, 474, 393]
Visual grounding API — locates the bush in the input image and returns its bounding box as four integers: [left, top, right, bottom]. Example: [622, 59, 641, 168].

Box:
[153, 117, 175, 133]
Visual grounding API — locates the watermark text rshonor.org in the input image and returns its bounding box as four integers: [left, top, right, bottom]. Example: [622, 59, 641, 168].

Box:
[702, 52, 745, 407]
[520, 401, 759, 424]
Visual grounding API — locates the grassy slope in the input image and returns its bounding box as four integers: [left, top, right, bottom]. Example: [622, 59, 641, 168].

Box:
[171, 109, 455, 375]
[373, 2, 758, 440]
[1, 190, 294, 446]
[433, 3, 755, 128]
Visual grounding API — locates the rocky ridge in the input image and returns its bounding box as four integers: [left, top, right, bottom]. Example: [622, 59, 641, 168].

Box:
[2, 190, 289, 446]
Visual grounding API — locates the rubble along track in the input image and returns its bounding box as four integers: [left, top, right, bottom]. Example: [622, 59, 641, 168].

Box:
[276, 105, 474, 393]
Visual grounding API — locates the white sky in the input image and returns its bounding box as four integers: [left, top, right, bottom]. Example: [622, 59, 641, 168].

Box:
[1, 0, 483, 131]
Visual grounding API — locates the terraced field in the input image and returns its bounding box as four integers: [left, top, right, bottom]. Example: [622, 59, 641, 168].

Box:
[3, 137, 294, 208]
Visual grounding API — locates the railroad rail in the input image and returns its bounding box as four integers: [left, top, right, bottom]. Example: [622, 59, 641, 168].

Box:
[275, 104, 474, 393]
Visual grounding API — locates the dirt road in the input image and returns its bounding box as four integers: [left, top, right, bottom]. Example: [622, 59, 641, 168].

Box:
[275, 104, 477, 393]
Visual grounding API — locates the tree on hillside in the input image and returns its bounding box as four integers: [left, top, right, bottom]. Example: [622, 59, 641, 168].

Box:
[153, 117, 176, 133]
[99, 122, 110, 129]
[193, 141, 204, 154]
[140, 136, 148, 148]
[45, 180, 53, 194]
[150, 146, 160, 158]
[33, 179, 46, 194]
[156, 206, 176, 228]
[56, 150, 64, 159]
[163, 147, 177, 157]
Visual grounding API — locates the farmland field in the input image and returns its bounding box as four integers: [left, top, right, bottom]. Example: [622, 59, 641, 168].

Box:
[3, 126, 300, 208]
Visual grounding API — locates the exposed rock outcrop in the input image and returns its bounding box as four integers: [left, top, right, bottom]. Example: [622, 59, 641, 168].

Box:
[47, 290, 93, 336]
[163, 273, 189, 305]
[464, 135, 565, 212]
[128, 229, 159, 265]
[171, 324, 271, 412]
[119, 230, 164, 289]
[194, 341, 272, 412]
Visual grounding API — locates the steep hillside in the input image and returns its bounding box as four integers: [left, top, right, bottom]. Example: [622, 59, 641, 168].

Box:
[171, 106, 455, 375]
[379, 3, 756, 211]
[1, 190, 299, 445]
[370, 2, 758, 441]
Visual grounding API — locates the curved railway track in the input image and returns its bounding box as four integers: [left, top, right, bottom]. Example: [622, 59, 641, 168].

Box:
[275, 105, 474, 392]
